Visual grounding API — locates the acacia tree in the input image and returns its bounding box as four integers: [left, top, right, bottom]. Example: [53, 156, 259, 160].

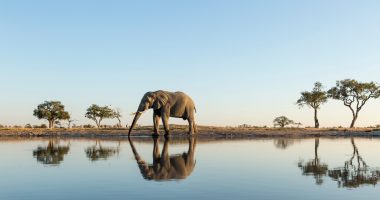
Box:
[328, 79, 380, 128]
[33, 101, 70, 128]
[297, 82, 328, 128]
[66, 117, 76, 129]
[273, 116, 294, 128]
[113, 108, 122, 128]
[85, 104, 115, 128]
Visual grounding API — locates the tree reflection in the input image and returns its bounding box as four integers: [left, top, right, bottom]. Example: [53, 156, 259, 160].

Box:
[328, 138, 380, 188]
[129, 137, 196, 181]
[274, 139, 295, 149]
[298, 138, 328, 185]
[85, 140, 120, 161]
[33, 139, 70, 165]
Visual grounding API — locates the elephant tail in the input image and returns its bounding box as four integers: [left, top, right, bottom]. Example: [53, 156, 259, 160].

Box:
[194, 107, 197, 113]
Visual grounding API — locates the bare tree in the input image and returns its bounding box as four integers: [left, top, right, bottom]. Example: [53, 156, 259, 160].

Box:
[113, 108, 123, 128]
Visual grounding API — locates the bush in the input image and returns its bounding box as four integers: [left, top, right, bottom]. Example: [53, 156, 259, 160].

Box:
[25, 124, 32, 128]
[238, 124, 252, 128]
[0, 124, 4, 128]
[33, 124, 47, 128]
[83, 124, 95, 128]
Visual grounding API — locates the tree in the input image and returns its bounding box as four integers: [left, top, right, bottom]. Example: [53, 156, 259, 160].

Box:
[33, 101, 70, 128]
[113, 108, 122, 128]
[327, 79, 380, 128]
[294, 122, 303, 128]
[64, 113, 76, 129]
[66, 119, 76, 129]
[273, 116, 294, 128]
[85, 104, 115, 128]
[297, 82, 328, 128]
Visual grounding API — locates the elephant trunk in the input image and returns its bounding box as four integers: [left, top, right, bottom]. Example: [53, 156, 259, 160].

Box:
[129, 112, 142, 135]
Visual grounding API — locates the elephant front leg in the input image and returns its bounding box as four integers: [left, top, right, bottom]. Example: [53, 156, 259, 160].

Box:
[153, 114, 161, 136]
[161, 115, 170, 136]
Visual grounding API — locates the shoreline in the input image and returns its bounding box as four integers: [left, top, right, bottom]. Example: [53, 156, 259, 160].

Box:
[1, 126, 380, 138]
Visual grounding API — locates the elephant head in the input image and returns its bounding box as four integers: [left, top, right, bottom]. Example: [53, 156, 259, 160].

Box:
[129, 91, 169, 135]
[128, 137, 196, 181]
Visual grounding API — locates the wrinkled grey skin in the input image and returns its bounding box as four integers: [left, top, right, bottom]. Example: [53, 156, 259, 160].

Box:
[129, 137, 196, 181]
[129, 90, 197, 136]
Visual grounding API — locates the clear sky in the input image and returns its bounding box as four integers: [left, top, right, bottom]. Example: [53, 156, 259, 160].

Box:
[1, 0, 380, 127]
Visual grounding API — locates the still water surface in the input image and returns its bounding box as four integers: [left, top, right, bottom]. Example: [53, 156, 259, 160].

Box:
[0, 137, 380, 200]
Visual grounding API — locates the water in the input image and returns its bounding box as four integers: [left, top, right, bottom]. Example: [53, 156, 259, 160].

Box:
[1, 137, 380, 200]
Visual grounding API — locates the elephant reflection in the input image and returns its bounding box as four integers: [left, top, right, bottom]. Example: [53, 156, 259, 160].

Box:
[298, 138, 328, 185]
[129, 137, 196, 181]
[33, 139, 70, 165]
[85, 140, 120, 161]
[328, 138, 380, 188]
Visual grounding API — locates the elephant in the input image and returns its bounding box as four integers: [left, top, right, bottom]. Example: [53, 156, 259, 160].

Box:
[128, 137, 196, 181]
[129, 90, 197, 136]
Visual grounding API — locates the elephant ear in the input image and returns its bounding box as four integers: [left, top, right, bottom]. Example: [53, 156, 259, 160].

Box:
[153, 91, 169, 109]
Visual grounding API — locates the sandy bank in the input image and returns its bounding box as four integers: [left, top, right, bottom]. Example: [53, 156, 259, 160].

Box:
[1, 126, 380, 138]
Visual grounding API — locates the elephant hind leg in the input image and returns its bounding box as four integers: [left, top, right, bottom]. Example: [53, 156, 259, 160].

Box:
[193, 121, 198, 134]
[188, 118, 196, 135]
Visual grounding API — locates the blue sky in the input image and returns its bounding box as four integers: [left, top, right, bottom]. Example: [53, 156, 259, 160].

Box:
[1, 0, 380, 127]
